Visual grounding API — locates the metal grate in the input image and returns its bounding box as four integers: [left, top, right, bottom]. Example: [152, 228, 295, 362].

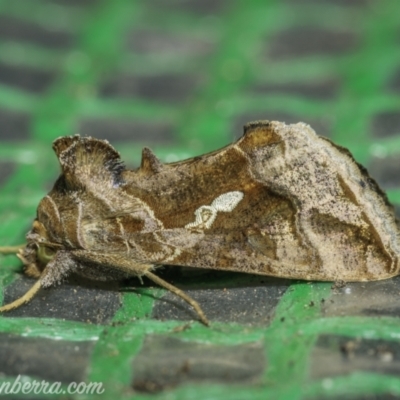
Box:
[1, 0, 400, 399]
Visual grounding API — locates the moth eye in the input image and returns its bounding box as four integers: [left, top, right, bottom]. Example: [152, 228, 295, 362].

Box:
[37, 245, 56, 265]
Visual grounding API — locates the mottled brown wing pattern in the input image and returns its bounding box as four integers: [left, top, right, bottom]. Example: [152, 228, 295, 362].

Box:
[111, 121, 400, 282]
[1, 120, 400, 324]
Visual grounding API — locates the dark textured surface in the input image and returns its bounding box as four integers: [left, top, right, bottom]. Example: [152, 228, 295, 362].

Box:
[100, 73, 202, 103]
[389, 68, 400, 92]
[4, 276, 121, 324]
[152, 0, 228, 15]
[0, 1, 399, 399]
[267, 28, 358, 59]
[152, 272, 289, 325]
[251, 79, 340, 100]
[48, 0, 99, 6]
[311, 335, 400, 379]
[0, 62, 56, 94]
[79, 118, 175, 143]
[0, 15, 73, 49]
[322, 276, 400, 318]
[372, 112, 400, 139]
[132, 335, 265, 392]
[0, 162, 16, 185]
[368, 156, 400, 190]
[0, 333, 93, 383]
[0, 109, 31, 140]
[288, 0, 369, 5]
[127, 29, 215, 56]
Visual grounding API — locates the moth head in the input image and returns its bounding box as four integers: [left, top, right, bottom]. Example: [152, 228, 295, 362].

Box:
[22, 194, 64, 274]
[0, 217, 60, 313]
[21, 220, 59, 274]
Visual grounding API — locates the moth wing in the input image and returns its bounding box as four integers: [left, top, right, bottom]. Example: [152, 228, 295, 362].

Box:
[120, 210, 320, 281]
[52, 135, 125, 190]
[74, 119, 398, 283]
[118, 179, 397, 283]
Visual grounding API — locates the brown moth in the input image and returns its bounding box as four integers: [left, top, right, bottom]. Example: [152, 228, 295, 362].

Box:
[1, 120, 399, 325]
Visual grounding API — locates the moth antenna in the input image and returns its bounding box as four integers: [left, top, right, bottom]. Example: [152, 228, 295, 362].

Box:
[145, 271, 209, 326]
[0, 279, 41, 312]
[0, 244, 26, 255]
[140, 147, 164, 175]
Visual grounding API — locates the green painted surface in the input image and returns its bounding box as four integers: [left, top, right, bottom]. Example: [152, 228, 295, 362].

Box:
[0, 1, 400, 399]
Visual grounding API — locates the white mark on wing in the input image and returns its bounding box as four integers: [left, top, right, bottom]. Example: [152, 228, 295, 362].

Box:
[185, 191, 244, 229]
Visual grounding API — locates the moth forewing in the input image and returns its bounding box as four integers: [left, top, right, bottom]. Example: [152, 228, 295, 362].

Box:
[1, 121, 399, 325]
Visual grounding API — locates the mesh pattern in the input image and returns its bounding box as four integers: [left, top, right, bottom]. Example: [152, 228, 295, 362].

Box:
[1, 1, 400, 398]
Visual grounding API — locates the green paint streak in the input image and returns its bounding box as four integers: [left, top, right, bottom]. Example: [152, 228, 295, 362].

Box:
[331, 0, 400, 147]
[0, 42, 66, 71]
[264, 283, 331, 390]
[228, 94, 333, 119]
[0, 0, 400, 399]
[32, 0, 140, 141]
[77, 98, 178, 121]
[0, 318, 102, 341]
[89, 325, 144, 397]
[175, 0, 284, 152]
[0, 84, 37, 112]
[0, 159, 61, 326]
[122, 384, 299, 400]
[387, 189, 400, 205]
[117, 287, 162, 321]
[369, 130, 400, 158]
[0, 0, 85, 32]
[303, 316, 400, 341]
[87, 289, 153, 397]
[0, 142, 48, 162]
[170, 323, 266, 346]
[304, 373, 400, 399]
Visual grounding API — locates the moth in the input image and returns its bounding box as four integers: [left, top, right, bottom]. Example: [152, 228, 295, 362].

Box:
[1, 120, 399, 325]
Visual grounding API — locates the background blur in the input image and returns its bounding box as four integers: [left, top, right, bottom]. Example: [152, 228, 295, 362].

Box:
[1, 1, 400, 399]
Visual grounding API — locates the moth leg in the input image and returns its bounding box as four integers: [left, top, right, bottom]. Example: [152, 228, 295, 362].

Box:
[0, 251, 78, 312]
[145, 271, 209, 326]
[23, 263, 43, 279]
[68, 250, 209, 326]
[0, 244, 26, 255]
[0, 244, 43, 311]
[0, 245, 38, 278]
[0, 279, 41, 312]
